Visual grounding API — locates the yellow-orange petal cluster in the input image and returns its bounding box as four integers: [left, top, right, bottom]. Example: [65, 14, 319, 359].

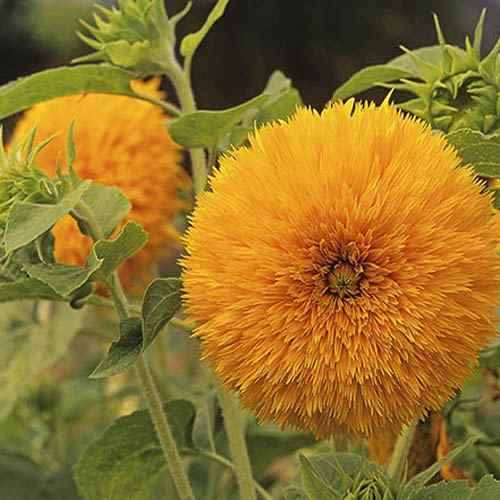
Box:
[182, 100, 499, 437]
[11, 79, 188, 289]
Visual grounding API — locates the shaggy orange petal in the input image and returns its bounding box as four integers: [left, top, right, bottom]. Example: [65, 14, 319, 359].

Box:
[11, 79, 188, 289]
[182, 100, 499, 437]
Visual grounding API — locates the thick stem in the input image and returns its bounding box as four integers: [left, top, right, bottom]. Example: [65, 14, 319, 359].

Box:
[135, 356, 195, 500]
[217, 387, 257, 500]
[168, 61, 208, 194]
[387, 421, 418, 482]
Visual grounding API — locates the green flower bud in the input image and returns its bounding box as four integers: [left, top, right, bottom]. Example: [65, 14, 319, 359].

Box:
[390, 10, 500, 134]
[75, 0, 191, 76]
[0, 129, 63, 224]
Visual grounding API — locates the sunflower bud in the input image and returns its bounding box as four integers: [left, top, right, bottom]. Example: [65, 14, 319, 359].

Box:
[391, 11, 500, 134]
[75, 0, 189, 76]
[0, 129, 61, 224]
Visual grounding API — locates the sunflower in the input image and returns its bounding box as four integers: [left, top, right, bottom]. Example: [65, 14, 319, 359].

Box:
[182, 100, 499, 437]
[11, 79, 188, 288]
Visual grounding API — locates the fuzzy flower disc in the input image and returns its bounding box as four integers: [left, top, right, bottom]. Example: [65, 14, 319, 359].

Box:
[11, 79, 187, 288]
[183, 101, 499, 437]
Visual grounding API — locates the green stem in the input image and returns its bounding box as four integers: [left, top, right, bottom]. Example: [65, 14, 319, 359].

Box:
[184, 450, 273, 500]
[167, 60, 208, 194]
[135, 356, 195, 500]
[387, 421, 418, 482]
[217, 386, 257, 500]
[74, 201, 195, 500]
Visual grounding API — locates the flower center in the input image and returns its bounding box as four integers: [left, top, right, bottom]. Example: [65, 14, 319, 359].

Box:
[327, 261, 364, 298]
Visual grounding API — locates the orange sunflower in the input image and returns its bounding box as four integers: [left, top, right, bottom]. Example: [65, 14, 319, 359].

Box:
[182, 100, 499, 437]
[11, 79, 188, 288]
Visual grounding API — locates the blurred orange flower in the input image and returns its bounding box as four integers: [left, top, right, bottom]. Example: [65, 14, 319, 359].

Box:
[11, 79, 188, 288]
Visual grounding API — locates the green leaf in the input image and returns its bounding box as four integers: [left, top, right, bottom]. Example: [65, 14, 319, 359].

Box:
[411, 475, 500, 500]
[299, 454, 340, 500]
[446, 128, 500, 178]
[411, 481, 471, 500]
[180, 0, 230, 59]
[402, 436, 478, 496]
[90, 317, 143, 378]
[4, 181, 91, 254]
[0, 302, 84, 418]
[22, 261, 101, 297]
[0, 65, 141, 120]
[142, 277, 182, 348]
[0, 278, 65, 303]
[191, 391, 218, 451]
[255, 70, 302, 126]
[0, 452, 45, 500]
[74, 400, 195, 500]
[331, 46, 467, 102]
[168, 93, 270, 148]
[91, 277, 181, 378]
[246, 424, 316, 478]
[79, 184, 131, 239]
[283, 487, 308, 500]
[332, 65, 413, 101]
[91, 222, 148, 282]
[0, 453, 80, 500]
[471, 475, 500, 499]
[388, 46, 449, 74]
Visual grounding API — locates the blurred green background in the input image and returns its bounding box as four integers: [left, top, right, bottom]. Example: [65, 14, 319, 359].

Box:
[1, 0, 500, 109]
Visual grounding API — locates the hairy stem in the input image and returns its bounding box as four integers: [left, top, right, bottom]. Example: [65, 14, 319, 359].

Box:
[167, 60, 207, 194]
[75, 200, 195, 500]
[387, 421, 418, 482]
[135, 356, 195, 500]
[217, 387, 257, 500]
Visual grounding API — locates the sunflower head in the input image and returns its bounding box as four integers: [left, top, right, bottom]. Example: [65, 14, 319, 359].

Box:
[392, 11, 500, 133]
[183, 100, 499, 438]
[76, 0, 177, 75]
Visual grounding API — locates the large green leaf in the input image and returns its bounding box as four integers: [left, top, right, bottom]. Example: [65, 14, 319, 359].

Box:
[79, 184, 131, 239]
[332, 65, 413, 102]
[411, 480, 471, 500]
[74, 400, 195, 500]
[299, 454, 340, 500]
[331, 46, 466, 101]
[0, 302, 84, 418]
[446, 128, 500, 178]
[168, 94, 270, 149]
[22, 261, 101, 297]
[254, 70, 302, 126]
[226, 70, 302, 149]
[0, 278, 65, 303]
[4, 181, 91, 254]
[0, 65, 141, 120]
[246, 424, 316, 478]
[411, 475, 500, 499]
[17, 222, 143, 298]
